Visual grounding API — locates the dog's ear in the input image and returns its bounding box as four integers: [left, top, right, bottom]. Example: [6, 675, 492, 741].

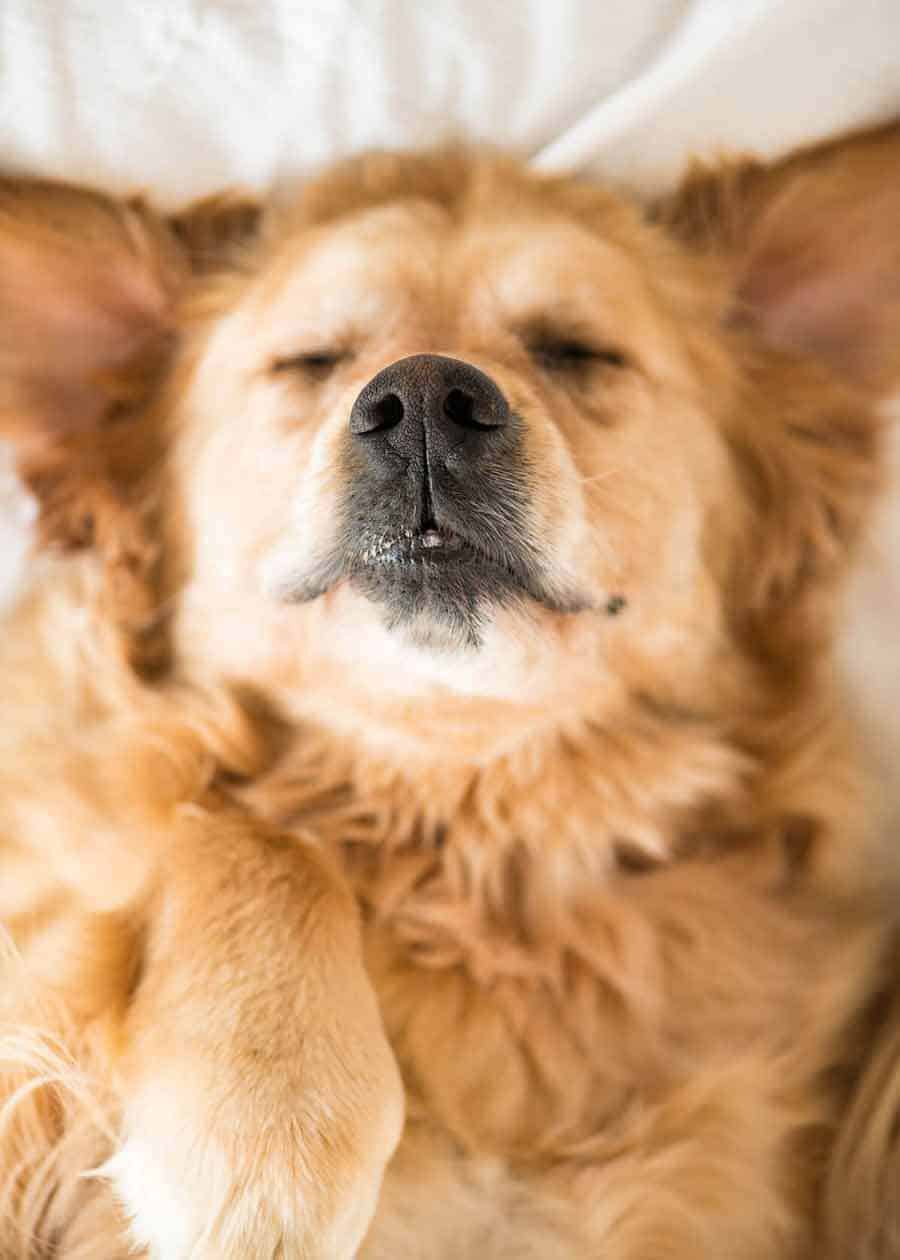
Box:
[0, 180, 263, 537]
[659, 122, 900, 662]
[0, 179, 186, 452]
[0, 179, 262, 456]
[0, 179, 196, 671]
[0, 178, 193, 564]
[659, 119, 900, 394]
[0, 178, 261, 668]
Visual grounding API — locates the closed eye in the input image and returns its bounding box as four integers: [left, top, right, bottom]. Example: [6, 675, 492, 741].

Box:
[529, 336, 627, 373]
[270, 350, 349, 379]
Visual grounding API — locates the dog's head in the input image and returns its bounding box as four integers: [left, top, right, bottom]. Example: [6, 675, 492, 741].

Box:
[172, 156, 741, 726]
[2, 128, 898, 757]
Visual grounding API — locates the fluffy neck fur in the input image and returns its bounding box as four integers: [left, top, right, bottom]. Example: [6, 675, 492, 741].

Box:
[227, 650, 872, 964]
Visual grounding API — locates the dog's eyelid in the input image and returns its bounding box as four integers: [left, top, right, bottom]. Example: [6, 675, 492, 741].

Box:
[528, 336, 629, 372]
[517, 318, 629, 372]
[541, 340, 626, 366]
[269, 349, 351, 376]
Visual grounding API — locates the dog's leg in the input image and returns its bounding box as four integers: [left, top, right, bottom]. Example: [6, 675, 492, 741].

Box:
[105, 804, 404, 1260]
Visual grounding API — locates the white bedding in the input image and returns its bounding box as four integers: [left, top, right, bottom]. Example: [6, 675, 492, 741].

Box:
[2, 0, 898, 201]
[1, 0, 899, 807]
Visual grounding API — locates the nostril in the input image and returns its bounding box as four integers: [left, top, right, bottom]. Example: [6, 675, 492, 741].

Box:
[350, 356, 510, 443]
[443, 388, 474, 428]
[371, 393, 404, 432]
[349, 389, 405, 438]
[444, 386, 507, 431]
[442, 376, 508, 431]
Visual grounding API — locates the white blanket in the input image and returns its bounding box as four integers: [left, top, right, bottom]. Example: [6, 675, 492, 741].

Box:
[1, 0, 899, 807]
[2, 0, 897, 201]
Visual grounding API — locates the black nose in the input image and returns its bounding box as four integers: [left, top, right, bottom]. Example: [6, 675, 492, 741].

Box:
[348, 354, 510, 469]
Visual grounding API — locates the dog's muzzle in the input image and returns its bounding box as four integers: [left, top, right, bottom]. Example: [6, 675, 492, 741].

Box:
[279, 354, 583, 645]
[341, 354, 542, 634]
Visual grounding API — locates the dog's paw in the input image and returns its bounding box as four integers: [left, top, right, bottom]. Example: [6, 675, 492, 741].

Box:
[105, 1049, 404, 1260]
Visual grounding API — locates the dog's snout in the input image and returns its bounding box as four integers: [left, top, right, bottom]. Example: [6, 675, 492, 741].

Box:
[348, 355, 510, 464]
[341, 351, 535, 632]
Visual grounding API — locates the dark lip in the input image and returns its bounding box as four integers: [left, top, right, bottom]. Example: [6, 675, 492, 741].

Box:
[276, 522, 591, 621]
[273, 523, 520, 605]
[358, 525, 477, 567]
[352, 524, 539, 594]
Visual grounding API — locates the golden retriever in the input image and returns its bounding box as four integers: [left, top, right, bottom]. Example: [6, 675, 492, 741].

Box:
[1, 122, 900, 1259]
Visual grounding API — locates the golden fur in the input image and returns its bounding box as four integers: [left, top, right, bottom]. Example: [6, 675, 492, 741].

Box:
[1, 124, 900, 1257]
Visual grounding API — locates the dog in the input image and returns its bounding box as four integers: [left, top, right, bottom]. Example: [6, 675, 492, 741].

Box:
[1, 122, 900, 1259]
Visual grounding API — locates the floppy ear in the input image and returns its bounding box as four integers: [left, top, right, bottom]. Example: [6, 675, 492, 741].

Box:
[660, 120, 900, 393]
[0, 179, 262, 522]
[0, 180, 188, 443]
[0, 180, 196, 673]
[0, 178, 190, 549]
[0, 177, 261, 668]
[659, 122, 900, 660]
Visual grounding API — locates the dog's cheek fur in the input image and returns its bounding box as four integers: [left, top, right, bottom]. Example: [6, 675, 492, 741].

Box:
[719, 351, 882, 669]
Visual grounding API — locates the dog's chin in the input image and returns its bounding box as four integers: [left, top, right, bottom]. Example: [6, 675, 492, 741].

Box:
[384, 608, 488, 656]
[270, 527, 588, 651]
[349, 535, 527, 650]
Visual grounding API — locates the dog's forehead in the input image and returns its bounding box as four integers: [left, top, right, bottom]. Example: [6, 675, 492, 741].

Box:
[457, 217, 655, 322]
[268, 202, 450, 297]
[256, 196, 652, 334]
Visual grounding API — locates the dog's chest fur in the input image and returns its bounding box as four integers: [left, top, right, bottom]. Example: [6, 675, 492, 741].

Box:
[246, 707, 872, 1255]
[332, 785, 870, 1258]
